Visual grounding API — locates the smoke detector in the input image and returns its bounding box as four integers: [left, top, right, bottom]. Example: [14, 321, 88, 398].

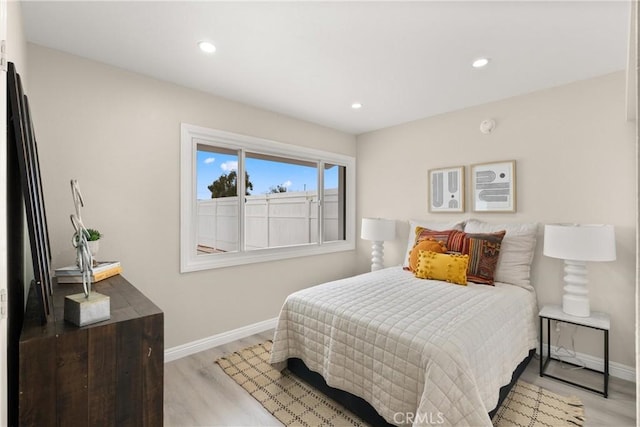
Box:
[480, 119, 496, 134]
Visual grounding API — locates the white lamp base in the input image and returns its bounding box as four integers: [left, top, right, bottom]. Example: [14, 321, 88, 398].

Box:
[370, 241, 385, 272]
[561, 260, 590, 317]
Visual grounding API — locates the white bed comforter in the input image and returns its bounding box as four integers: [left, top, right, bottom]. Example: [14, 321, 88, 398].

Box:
[270, 267, 537, 426]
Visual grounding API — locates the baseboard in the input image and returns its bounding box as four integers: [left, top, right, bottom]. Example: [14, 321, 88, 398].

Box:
[164, 317, 278, 363]
[539, 344, 636, 383]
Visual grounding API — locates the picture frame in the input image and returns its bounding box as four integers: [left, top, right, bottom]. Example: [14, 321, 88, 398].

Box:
[471, 160, 516, 213]
[7, 62, 53, 323]
[428, 166, 465, 213]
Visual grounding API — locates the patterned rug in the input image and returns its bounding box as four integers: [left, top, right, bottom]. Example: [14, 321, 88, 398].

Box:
[492, 381, 584, 427]
[215, 341, 584, 427]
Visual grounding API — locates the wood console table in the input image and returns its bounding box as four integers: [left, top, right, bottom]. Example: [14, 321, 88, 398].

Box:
[18, 275, 164, 426]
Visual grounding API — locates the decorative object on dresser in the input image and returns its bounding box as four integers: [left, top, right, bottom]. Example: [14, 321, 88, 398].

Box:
[470, 160, 516, 212]
[360, 218, 396, 271]
[543, 224, 616, 317]
[428, 165, 465, 212]
[86, 228, 102, 258]
[55, 261, 122, 284]
[66, 179, 110, 326]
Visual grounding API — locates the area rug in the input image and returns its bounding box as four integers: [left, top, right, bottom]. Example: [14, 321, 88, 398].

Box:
[492, 381, 584, 427]
[216, 341, 365, 426]
[216, 341, 584, 427]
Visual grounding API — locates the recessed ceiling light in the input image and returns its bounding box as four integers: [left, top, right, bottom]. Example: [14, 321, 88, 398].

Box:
[472, 58, 490, 68]
[198, 41, 217, 54]
[351, 102, 362, 110]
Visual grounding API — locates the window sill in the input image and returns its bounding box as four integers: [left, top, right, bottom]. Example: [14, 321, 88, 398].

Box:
[180, 240, 355, 272]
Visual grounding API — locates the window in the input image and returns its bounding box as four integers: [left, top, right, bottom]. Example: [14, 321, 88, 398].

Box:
[181, 123, 355, 272]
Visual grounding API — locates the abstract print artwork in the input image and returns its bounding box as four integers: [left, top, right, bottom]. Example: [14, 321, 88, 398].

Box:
[471, 160, 516, 212]
[428, 166, 464, 212]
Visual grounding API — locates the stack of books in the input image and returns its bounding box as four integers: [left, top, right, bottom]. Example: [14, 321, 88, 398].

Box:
[54, 261, 122, 284]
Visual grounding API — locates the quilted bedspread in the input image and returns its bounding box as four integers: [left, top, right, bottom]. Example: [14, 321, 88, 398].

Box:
[270, 266, 537, 426]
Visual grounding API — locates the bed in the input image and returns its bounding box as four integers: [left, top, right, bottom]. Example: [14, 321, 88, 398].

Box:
[270, 219, 539, 426]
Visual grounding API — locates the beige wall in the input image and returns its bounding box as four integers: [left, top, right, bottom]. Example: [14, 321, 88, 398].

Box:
[23, 43, 638, 368]
[27, 44, 358, 348]
[357, 72, 636, 367]
[7, 1, 27, 79]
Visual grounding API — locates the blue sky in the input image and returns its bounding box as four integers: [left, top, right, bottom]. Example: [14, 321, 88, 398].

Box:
[197, 150, 338, 199]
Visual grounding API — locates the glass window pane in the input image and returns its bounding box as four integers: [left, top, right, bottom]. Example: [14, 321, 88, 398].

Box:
[323, 163, 346, 242]
[196, 145, 239, 254]
[244, 152, 318, 250]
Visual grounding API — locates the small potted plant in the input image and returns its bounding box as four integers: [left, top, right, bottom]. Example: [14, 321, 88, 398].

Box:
[86, 228, 102, 257]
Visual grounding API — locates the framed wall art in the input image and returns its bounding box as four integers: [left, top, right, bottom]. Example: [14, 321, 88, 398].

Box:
[471, 160, 516, 212]
[7, 62, 53, 323]
[428, 166, 464, 213]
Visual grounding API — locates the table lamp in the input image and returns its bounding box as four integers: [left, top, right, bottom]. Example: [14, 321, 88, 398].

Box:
[543, 224, 616, 317]
[361, 218, 396, 272]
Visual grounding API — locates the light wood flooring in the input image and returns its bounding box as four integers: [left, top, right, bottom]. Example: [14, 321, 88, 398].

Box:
[164, 330, 636, 426]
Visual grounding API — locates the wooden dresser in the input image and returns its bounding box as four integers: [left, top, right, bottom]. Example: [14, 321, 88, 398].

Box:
[18, 275, 164, 426]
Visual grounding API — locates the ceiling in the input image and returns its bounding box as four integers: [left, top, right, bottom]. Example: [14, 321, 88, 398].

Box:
[21, 1, 631, 135]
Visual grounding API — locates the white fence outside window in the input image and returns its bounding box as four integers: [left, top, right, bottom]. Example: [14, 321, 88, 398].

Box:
[197, 189, 340, 252]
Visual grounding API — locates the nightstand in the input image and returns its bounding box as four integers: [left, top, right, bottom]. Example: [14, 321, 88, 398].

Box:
[539, 304, 609, 397]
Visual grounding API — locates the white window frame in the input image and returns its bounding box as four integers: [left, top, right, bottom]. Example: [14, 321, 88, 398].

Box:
[180, 123, 356, 272]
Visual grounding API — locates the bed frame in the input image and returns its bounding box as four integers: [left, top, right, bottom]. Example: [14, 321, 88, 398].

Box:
[287, 348, 536, 426]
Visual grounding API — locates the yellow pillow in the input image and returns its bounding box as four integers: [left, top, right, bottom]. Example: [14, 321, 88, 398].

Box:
[408, 238, 447, 272]
[414, 250, 469, 286]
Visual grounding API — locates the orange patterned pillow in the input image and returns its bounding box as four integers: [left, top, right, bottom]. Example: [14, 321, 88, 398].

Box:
[414, 227, 459, 248]
[408, 239, 447, 272]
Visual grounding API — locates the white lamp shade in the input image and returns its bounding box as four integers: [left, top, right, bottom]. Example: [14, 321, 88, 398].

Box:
[361, 218, 396, 241]
[543, 224, 616, 262]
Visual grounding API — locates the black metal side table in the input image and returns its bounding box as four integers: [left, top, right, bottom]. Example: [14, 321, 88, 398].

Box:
[539, 304, 609, 398]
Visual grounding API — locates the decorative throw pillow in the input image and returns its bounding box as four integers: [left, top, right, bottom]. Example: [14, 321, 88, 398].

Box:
[414, 227, 459, 248]
[408, 239, 447, 272]
[402, 220, 465, 269]
[446, 230, 506, 285]
[414, 251, 469, 286]
[464, 219, 538, 289]
[404, 227, 461, 270]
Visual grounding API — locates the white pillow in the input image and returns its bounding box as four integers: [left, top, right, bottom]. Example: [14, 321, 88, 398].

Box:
[464, 219, 538, 288]
[403, 219, 465, 269]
